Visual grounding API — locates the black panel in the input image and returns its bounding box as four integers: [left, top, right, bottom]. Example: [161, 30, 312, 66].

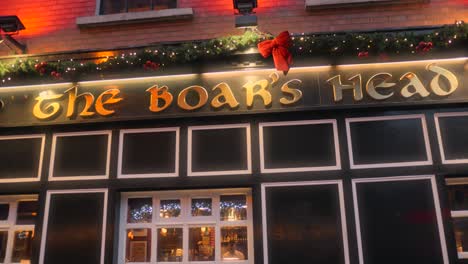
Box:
[265, 184, 345, 264]
[44, 192, 105, 264]
[438, 115, 468, 161]
[191, 127, 248, 172]
[121, 131, 177, 175]
[53, 134, 109, 177]
[263, 123, 336, 169]
[350, 118, 428, 165]
[0, 137, 42, 180]
[356, 180, 443, 264]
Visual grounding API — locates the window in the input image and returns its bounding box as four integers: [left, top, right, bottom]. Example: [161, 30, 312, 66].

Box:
[101, 0, 177, 14]
[119, 189, 253, 263]
[446, 178, 468, 259]
[0, 195, 38, 264]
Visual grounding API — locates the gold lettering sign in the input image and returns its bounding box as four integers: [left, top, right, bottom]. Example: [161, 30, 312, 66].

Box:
[427, 64, 458, 96]
[400, 72, 430, 98]
[147, 85, 173, 112]
[33, 93, 64, 120]
[280, 79, 303, 105]
[95, 88, 123, 116]
[66, 86, 95, 117]
[243, 79, 272, 107]
[327, 74, 363, 102]
[211, 82, 239, 109]
[177, 86, 209, 110]
[366, 73, 396, 100]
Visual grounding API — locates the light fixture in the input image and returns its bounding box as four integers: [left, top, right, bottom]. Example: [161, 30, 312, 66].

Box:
[0, 16, 26, 54]
[233, 0, 257, 28]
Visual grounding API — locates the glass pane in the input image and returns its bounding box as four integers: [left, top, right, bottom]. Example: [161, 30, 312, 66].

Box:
[191, 198, 212, 217]
[128, 0, 151, 12]
[0, 231, 7, 262]
[221, 226, 248, 261]
[454, 218, 468, 252]
[160, 199, 181, 218]
[448, 185, 468, 210]
[220, 195, 247, 221]
[11, 230, 34, 263]
[126, 228, 151, 262]
[154, 0, 176, 10]
[101, 0, 126, 14]
[157, 228, 183, 262]
[127, 198, 153, 223]
[189, 227, 215, 261]
[0, 204, 9, 221]
[16, 201, 38, 225]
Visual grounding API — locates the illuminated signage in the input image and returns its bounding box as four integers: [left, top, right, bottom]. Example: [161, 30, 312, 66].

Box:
[0, 58, 465, 127]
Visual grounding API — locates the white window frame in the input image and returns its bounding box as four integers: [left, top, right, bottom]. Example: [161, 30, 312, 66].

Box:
[445, 177, 468, 259]
[0, 135, 45, 183]
[187, 124, 252, 177]
[261, 180, 350, 264]
[346, 114, 433, 169]
[259, 119, 341, 173]
[0, 194, 38, 264]
[118, 127, 180, 179]
[39, 189, 108, 264]
[434, 112, 468, 164]
[48, 131, 112, 181]
[119, 189, 254, 264]
[352, 175, 449, 264]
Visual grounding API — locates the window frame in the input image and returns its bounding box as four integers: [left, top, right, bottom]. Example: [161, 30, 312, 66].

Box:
[445, 177, 468, 259]
[0, 134, 45, 183]
[98, 0, 177, 15]
[345, 114, 433, 169]
[261, 180, 350, 264]
[119, 189, 254, 264]
[259, 119, 341, 173]
[187, 124, 252, 177]
[48, 130, 112, 181]
[434, 112, 468, 164]
[352, 175, 449, 264]
[118, 127, 180, 179]
[0, 195, 38, 264]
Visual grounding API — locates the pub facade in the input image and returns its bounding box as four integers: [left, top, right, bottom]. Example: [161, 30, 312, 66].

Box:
[0, 0, 467, 264]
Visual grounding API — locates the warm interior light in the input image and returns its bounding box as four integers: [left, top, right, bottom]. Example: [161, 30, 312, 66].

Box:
[201, 227, 207, 233]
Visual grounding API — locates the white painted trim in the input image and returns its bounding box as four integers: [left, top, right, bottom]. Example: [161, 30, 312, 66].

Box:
[0, 195, 38, 264]
[48, 131, 112, 181]
[352, 175, 449, 264]
[451, 211, 468, 218]
[0, 134, 45, 183]
[187, 124, 252, 177]
[434, 112, 468, 164]
[120, 189, 253, 264]
[117, 127, 180, 179]
[261, 180, 350, 264]
[346, 114, 433, 169]
[259, 119, 341, 173]
[39, 189, 108, 264]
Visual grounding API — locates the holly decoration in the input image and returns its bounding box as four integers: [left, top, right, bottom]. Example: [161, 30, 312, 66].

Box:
[0, 21, 466, 86]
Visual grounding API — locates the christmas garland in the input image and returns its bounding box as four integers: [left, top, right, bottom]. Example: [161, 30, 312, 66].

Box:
[0, 21, 466, 86]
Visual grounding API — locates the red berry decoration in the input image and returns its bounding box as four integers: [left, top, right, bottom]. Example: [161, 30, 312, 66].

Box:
[51, 71, 61, 79]
[143, 60, 160, 71]
[416, 41, 433, 53]
[34, 62, 48, 75]
[358, 51, 369, 58]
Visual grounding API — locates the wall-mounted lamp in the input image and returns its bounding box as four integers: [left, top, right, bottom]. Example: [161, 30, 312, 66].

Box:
[233, 0, 258, 28]
[0, 16, 26, 54]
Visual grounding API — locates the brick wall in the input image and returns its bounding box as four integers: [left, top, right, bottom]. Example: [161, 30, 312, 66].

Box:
[0, 0, 467, 56]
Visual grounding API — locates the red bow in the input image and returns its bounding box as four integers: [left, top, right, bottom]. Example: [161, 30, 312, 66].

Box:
[258, 31, 293, 75]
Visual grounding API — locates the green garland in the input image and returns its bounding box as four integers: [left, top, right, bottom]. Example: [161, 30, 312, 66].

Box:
[0, 21, 466, 86]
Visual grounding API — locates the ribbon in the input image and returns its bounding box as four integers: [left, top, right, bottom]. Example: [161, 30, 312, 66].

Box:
[258, 31, 293, 75]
